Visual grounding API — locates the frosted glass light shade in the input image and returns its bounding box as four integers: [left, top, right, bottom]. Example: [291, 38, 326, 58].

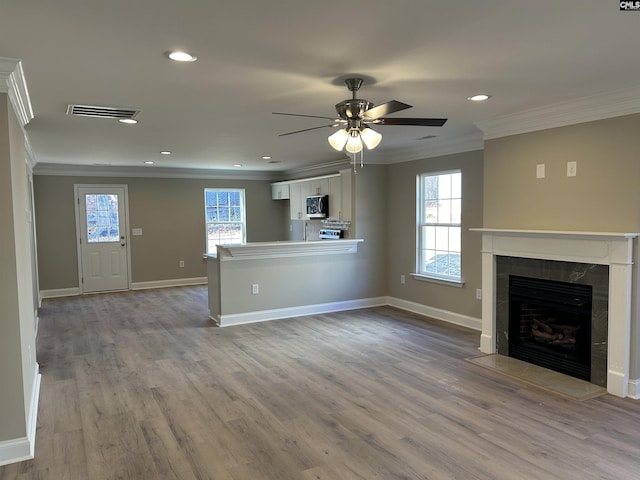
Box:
[328, 129, 349, 151]
[360, 128, 382, 149]
[345, 134, 363, 153]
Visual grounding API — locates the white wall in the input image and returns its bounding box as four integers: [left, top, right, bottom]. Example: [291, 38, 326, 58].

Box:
[0, 72, 40, 465]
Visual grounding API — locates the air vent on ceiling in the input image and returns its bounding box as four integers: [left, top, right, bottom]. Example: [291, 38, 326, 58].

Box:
[66, 104, 140, 120]
[416, 134, 438, 141]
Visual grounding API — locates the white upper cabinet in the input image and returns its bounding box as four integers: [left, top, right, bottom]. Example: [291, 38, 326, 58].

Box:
[282, 173, 351, 221]
[308, 178, 329, 196]
[289, 181, 312, 219]
[328, 176, 342, 220]
[271, 182, 290, 200]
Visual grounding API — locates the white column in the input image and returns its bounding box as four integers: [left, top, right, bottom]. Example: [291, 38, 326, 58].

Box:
[480, 234, 496, 353]
[606, 241, 633, 397]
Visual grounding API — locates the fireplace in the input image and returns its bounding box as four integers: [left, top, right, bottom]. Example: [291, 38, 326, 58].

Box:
[471, 228, 638, 398]
[508, 275, 592, 381]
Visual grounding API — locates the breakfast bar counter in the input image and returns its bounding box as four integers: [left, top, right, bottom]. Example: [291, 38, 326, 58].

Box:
[206, 239, 366, 326]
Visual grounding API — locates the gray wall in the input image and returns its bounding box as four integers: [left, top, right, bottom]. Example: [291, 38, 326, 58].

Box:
[33, 175, 288, 290]
[484, 114, 640, 231]
[0, 94, 38, 444]
[386, 150, 484, 319]
[483, 113, 640, 381]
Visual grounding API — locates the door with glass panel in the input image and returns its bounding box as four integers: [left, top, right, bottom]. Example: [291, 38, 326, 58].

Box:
[75, 185, 130, 293]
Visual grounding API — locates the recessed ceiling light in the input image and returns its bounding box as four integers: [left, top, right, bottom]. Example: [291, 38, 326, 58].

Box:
[467, 94, 491, 102]
[166, 51, 197, 62]
[233, 164, 243, 168]
[262, 156, 272, 160]
[144, 161, 154, 165]
[160, 151, 172, 155]
[119, 118, 138, 124]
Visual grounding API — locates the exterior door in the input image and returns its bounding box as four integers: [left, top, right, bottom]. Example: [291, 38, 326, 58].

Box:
[75, 185, 130, 293]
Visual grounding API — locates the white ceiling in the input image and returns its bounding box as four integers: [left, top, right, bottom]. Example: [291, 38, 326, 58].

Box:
[2, 1, 639, 175]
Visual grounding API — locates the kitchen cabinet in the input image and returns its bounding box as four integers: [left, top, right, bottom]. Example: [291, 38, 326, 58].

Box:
[289, 181, 312, 220]
[326, 169, 353, 221]
[308, 178, 329, 196]
[328, 176, 342, 220]
[340, 168, 353, 222]
[286, 173, 347, 221]
[271, 182, 290, 200]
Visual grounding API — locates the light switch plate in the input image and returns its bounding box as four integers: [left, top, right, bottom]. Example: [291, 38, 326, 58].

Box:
[567, 161, 577, 177]
[536, 164, 545, 179]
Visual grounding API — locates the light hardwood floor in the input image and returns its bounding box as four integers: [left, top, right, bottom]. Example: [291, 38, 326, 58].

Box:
[3, 286, 640, 479]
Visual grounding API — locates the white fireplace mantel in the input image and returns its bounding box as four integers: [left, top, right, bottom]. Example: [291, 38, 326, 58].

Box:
[470, 228, 639, 398]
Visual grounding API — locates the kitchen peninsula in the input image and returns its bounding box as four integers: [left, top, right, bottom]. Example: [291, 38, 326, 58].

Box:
[207, 239, 366, 326]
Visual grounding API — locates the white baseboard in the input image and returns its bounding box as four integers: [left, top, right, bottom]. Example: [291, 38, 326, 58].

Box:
[0, 364, 40, 466]
[217, 297, 388, 327]
[216, 296, 479, 331]
[0, 437, 32, 467]
[131, 277, 207, 290]
[40, 286, 81, 299]
[40, 278, 208, 299]
[386, 296, 482, 331]
[628, 378, 640, 399]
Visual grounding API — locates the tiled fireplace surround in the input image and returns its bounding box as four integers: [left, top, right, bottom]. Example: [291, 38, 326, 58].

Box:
[472, 229, 639, 398]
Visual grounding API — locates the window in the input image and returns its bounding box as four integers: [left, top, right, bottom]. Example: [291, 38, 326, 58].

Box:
[204, 189, 246, 253]
[85, 194, 120, 243]
[416, 171, 462, 283]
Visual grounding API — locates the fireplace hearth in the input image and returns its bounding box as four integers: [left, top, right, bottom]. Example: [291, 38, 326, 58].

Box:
[508, 275, 592, 381]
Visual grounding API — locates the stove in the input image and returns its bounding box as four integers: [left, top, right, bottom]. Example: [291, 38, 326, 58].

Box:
[319, 228, 343, 240]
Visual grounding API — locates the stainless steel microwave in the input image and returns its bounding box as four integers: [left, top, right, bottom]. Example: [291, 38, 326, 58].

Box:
[306, 195, 329, 218]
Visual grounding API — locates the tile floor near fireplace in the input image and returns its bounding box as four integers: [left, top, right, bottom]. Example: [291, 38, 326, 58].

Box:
[467, 354, 607, 401]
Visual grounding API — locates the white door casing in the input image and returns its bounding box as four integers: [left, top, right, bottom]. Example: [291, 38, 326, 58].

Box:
[74, 185, 131, 293]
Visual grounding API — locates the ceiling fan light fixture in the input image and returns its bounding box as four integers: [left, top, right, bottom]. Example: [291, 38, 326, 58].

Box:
[345, 131, 363, 154]
[328, 128, 349, 151]
[360, 127, 382, 150]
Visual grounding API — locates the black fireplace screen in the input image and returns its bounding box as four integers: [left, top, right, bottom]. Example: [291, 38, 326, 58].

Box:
[508, 275, 592, 381]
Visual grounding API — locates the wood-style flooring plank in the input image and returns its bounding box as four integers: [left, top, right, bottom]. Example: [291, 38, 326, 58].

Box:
[3, 286, 640, 479]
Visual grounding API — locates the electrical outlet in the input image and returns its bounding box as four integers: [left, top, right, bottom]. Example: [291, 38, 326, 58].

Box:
[251, 283, 259, 295]
[179, 260, 184, 268]
[476, 288, 482, 300]
[400, 274, 406, 284]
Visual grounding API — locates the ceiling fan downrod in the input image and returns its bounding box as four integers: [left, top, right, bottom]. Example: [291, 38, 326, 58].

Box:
[344, 78, 364, 96]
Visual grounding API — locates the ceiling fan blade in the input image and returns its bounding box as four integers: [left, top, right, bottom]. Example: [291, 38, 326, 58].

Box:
[273, 112, 337, 121]
[363, 100, 412, 120]
[279, 124, 337, 136]
[376, 117, 448, 127]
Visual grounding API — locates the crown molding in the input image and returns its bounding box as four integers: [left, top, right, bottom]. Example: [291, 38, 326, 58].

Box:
[370, 132, 484, 164]
[32, 163, 281, 181]
[24, 135, 36, 170]
[280, 158, 351, 179]
[476, 84, 640, 140]
[0, 57, 34, 127]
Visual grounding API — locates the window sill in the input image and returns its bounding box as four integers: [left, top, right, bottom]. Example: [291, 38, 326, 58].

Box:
[410, 273, 464, 288]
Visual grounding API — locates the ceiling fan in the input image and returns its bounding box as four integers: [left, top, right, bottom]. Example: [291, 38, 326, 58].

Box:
[274, 77, 447, 156]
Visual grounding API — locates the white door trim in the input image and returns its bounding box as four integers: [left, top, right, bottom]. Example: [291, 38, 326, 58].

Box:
[74, 184, 132, 293]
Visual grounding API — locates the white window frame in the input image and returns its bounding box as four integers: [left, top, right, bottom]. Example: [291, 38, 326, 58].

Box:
[414, 170, 463, 285]
[204, 188, 246, 254]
